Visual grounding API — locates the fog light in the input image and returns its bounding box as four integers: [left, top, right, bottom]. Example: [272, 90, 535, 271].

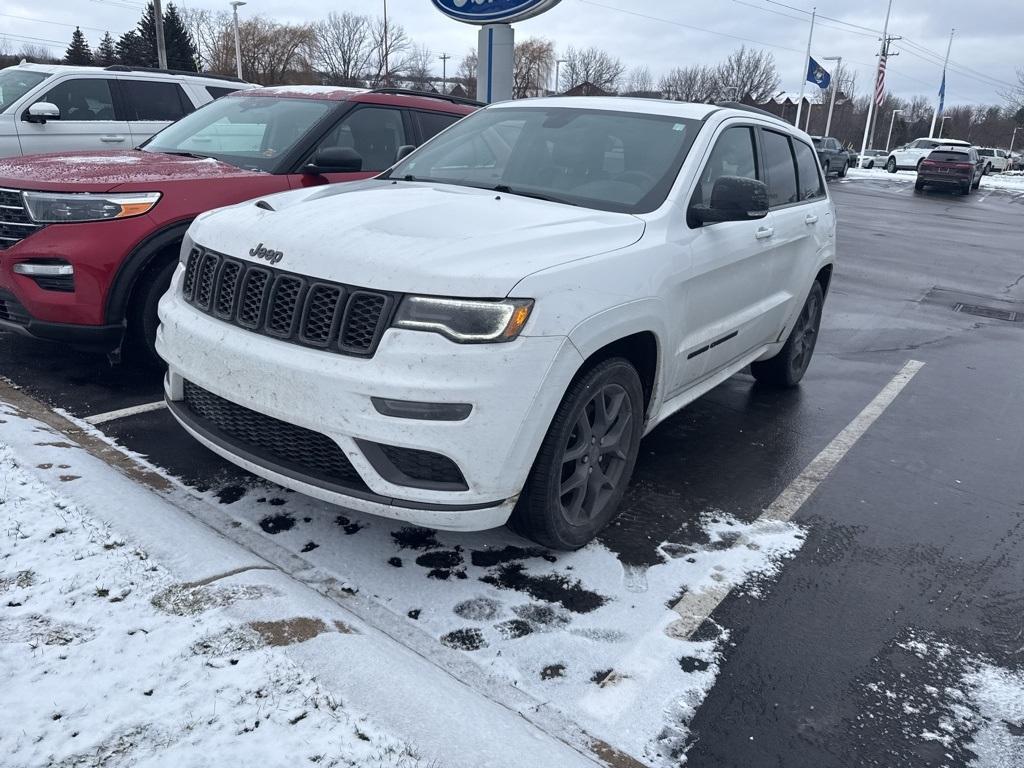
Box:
[13, 262, 74, 277]
[371, 397, 472, 422]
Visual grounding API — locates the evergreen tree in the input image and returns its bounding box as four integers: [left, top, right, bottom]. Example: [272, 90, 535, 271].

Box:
[116, 30, 151, 67]
[135, 2, 160, 68]
[64, 27, 93, 66]
[95, 32, 118, 67]
[162, 4, 198, 71]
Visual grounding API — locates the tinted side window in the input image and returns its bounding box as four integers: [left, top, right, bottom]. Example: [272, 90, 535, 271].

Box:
[793, 140, 825, 201]
[121, 80, 193, 121]
[691, 126, 759, 209]
[206, 86, 239, 100]
[315, 107, 407, 171]
[762, 130, 799, 207]
[416, 111, 462, 142]
[38, 79, 116, 122]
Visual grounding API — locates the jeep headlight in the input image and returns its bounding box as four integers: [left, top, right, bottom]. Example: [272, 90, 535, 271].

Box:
[23, 191, 161, 223]
[393, 297, 534, 343]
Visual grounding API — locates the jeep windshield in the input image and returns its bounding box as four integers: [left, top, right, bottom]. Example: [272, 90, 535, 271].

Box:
[0, 68, 52, 112]
[385, 106, 700, 214]
[142, 95, 334, 172]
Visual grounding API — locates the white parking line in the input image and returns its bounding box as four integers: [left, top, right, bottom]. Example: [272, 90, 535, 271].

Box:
[669, 359, 926, 635]
[84, 400, 168, 425]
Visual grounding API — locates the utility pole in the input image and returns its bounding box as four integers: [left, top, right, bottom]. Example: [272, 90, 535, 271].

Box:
[859, 0, 894, 164]
[868, 38, 899, 151]
[928, 28, 955, 138]
[795, 6, 817, 128]
[230, 1, 246, 81]
[439, 53, 451, 94]
[822, 55, 842, 136]
[152, 0, 167, 70]
[383, 0, 390, 87]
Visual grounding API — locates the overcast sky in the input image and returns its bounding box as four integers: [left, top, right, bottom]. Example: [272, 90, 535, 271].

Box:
[3, 0, 1020, 106]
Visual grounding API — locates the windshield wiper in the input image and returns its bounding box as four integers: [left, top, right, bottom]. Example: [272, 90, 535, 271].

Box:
[492, 184, 577, 206]
[158, 150, 210, 160]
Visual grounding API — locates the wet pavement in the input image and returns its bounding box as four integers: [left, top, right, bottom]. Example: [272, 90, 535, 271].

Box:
[2, 175, 1023, 766]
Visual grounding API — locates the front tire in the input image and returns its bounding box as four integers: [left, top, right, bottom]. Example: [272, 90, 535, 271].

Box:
[837, 160, 848, 178]
[887, 157, 897, 173]
[511, 358, 644, 550]
[126, 257, 177, 368]
[751, 282, 825, 389]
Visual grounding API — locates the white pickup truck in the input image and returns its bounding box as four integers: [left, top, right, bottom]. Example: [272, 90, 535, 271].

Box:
[975, 148, 1010, 174]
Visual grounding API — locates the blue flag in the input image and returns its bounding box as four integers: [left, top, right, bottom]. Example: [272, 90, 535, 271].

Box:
[938, 71, 946, 117]
[807, 57, 831, 90]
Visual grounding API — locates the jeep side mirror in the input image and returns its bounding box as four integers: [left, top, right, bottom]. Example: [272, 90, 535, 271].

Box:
[690, 176, 769, 226]
[25, 102, 60, 124]
[395, 144, 416, 163]
[302, 146, 363, 175]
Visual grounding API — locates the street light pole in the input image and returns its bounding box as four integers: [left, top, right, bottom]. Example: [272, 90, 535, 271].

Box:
[795, 6, 817, 128]
[886, 109, 903, 151]
[383, 0, 390, 87]
[230, 1, 246, 81]
[860, 0, 894, 165]
[822, 55, 842, 136]
[554, 59, 567, 95]
[1010, 126, 1020, 156]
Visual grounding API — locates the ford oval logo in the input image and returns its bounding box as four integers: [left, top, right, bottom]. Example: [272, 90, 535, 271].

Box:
[431, 0, 563, 25]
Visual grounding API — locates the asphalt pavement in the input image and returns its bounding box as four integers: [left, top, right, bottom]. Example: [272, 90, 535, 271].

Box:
[2, 175, 1022, 766]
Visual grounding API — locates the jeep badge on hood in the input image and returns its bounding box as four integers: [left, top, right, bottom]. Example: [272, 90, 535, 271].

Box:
[249, 243, 284, 264]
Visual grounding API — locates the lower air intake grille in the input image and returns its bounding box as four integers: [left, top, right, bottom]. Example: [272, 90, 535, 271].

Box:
[0, 291, 30, 325]
[181, 380, 368, 492]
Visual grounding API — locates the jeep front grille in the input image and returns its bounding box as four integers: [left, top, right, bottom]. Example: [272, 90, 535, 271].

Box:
[182, 248, 396, 357]
[181, 380, 369, 493]
[0, 188, 44, 251]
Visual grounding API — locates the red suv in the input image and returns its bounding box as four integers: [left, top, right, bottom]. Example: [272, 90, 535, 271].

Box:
[0, 86, 477, 362]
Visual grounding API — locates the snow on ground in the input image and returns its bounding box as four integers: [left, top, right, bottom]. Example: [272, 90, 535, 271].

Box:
[0, 443, 425, 768]
[856, 629, 1024, 768]
[847, 166, 1024, 193]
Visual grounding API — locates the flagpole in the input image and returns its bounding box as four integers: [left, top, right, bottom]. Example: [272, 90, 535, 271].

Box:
[795, 7, 817, 127]
[859, 0, 894, 165]
[823, 56, 842, 136]
[928, 28, 954, 138]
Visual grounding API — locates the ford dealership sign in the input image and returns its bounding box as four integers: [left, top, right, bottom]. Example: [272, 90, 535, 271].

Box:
[431, 0, 562, 25]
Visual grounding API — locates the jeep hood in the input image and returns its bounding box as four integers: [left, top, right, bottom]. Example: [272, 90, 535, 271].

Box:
[189, 180, 646, 297]
[0, 150, 260, 192]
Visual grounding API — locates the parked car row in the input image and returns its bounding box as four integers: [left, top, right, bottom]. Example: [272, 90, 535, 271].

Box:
[1, 63, 836, 549]
[880, 136, 1017, 176]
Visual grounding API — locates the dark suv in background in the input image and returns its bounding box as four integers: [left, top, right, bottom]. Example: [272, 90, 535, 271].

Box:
[916, 145, 984, 194]
[0, 87, 477, 363]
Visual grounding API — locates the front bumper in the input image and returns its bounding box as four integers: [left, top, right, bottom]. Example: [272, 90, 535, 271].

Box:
[157, 274, 583, 531]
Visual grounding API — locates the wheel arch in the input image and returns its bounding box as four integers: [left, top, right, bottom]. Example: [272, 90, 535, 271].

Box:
[104, 219, 193, 325]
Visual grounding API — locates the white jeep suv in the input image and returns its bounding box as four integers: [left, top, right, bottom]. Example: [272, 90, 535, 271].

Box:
[157, 98, 836, 549]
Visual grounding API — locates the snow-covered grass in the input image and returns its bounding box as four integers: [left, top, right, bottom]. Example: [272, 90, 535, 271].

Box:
[847, 165, 1024, 192]
[0, 445, 426, 768]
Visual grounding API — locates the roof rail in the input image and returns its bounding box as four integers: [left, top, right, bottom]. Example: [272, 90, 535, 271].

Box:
[368, 87, 485, 108]
[103, 65, 246, 84]
[715, 101, 786, 121]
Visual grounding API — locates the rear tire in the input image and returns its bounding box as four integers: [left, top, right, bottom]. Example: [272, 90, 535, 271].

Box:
[972, 175, 981, 190]
[961, 181, 972, 195]
[915, 179, 925, 192]
[510, 358, 644, 550]
[751, 282, 825, 389]
[126, 257, 177, 368]
[887, 157, 897, 173]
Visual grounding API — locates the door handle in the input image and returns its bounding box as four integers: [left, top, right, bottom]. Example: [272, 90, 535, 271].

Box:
[804, 214, 819, 225]
[100, 135, 126, 143]
[755, 226, 775, 240]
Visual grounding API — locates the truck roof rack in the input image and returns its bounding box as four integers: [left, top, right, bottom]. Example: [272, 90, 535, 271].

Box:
[103, 65, 246, 84]
[715, 101, 785, 120]
[368, 87, 485, 108]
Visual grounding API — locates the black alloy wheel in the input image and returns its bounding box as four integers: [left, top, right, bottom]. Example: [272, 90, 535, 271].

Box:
[511, 358, 644, 550]
[751, 281, 825, 388]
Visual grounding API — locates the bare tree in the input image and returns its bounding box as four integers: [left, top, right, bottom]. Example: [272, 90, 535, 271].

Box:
[203, 16, 313, 84]
[559, 46, 625, 93]
[457, 48, 478, 99]
[623, 65, 654, 95]
[310, 12, 374, 86]
[1003, 67, 1024, 111]
[513, 37, 555, 98]
[18, 44, 56, 63]
[660, 65, 719, 102]
[179, 6, 230, 72]
[369, 16, 413, 87]
[405, 44, 435, 90]
[715, 46, 779, 102]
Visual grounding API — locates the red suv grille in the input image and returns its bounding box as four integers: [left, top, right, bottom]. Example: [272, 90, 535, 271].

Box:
[181, 247, 397, 357]
[0, 188, 45, 251]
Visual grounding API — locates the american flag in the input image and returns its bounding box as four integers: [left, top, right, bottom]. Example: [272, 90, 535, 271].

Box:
[875, 54, 888, 107]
